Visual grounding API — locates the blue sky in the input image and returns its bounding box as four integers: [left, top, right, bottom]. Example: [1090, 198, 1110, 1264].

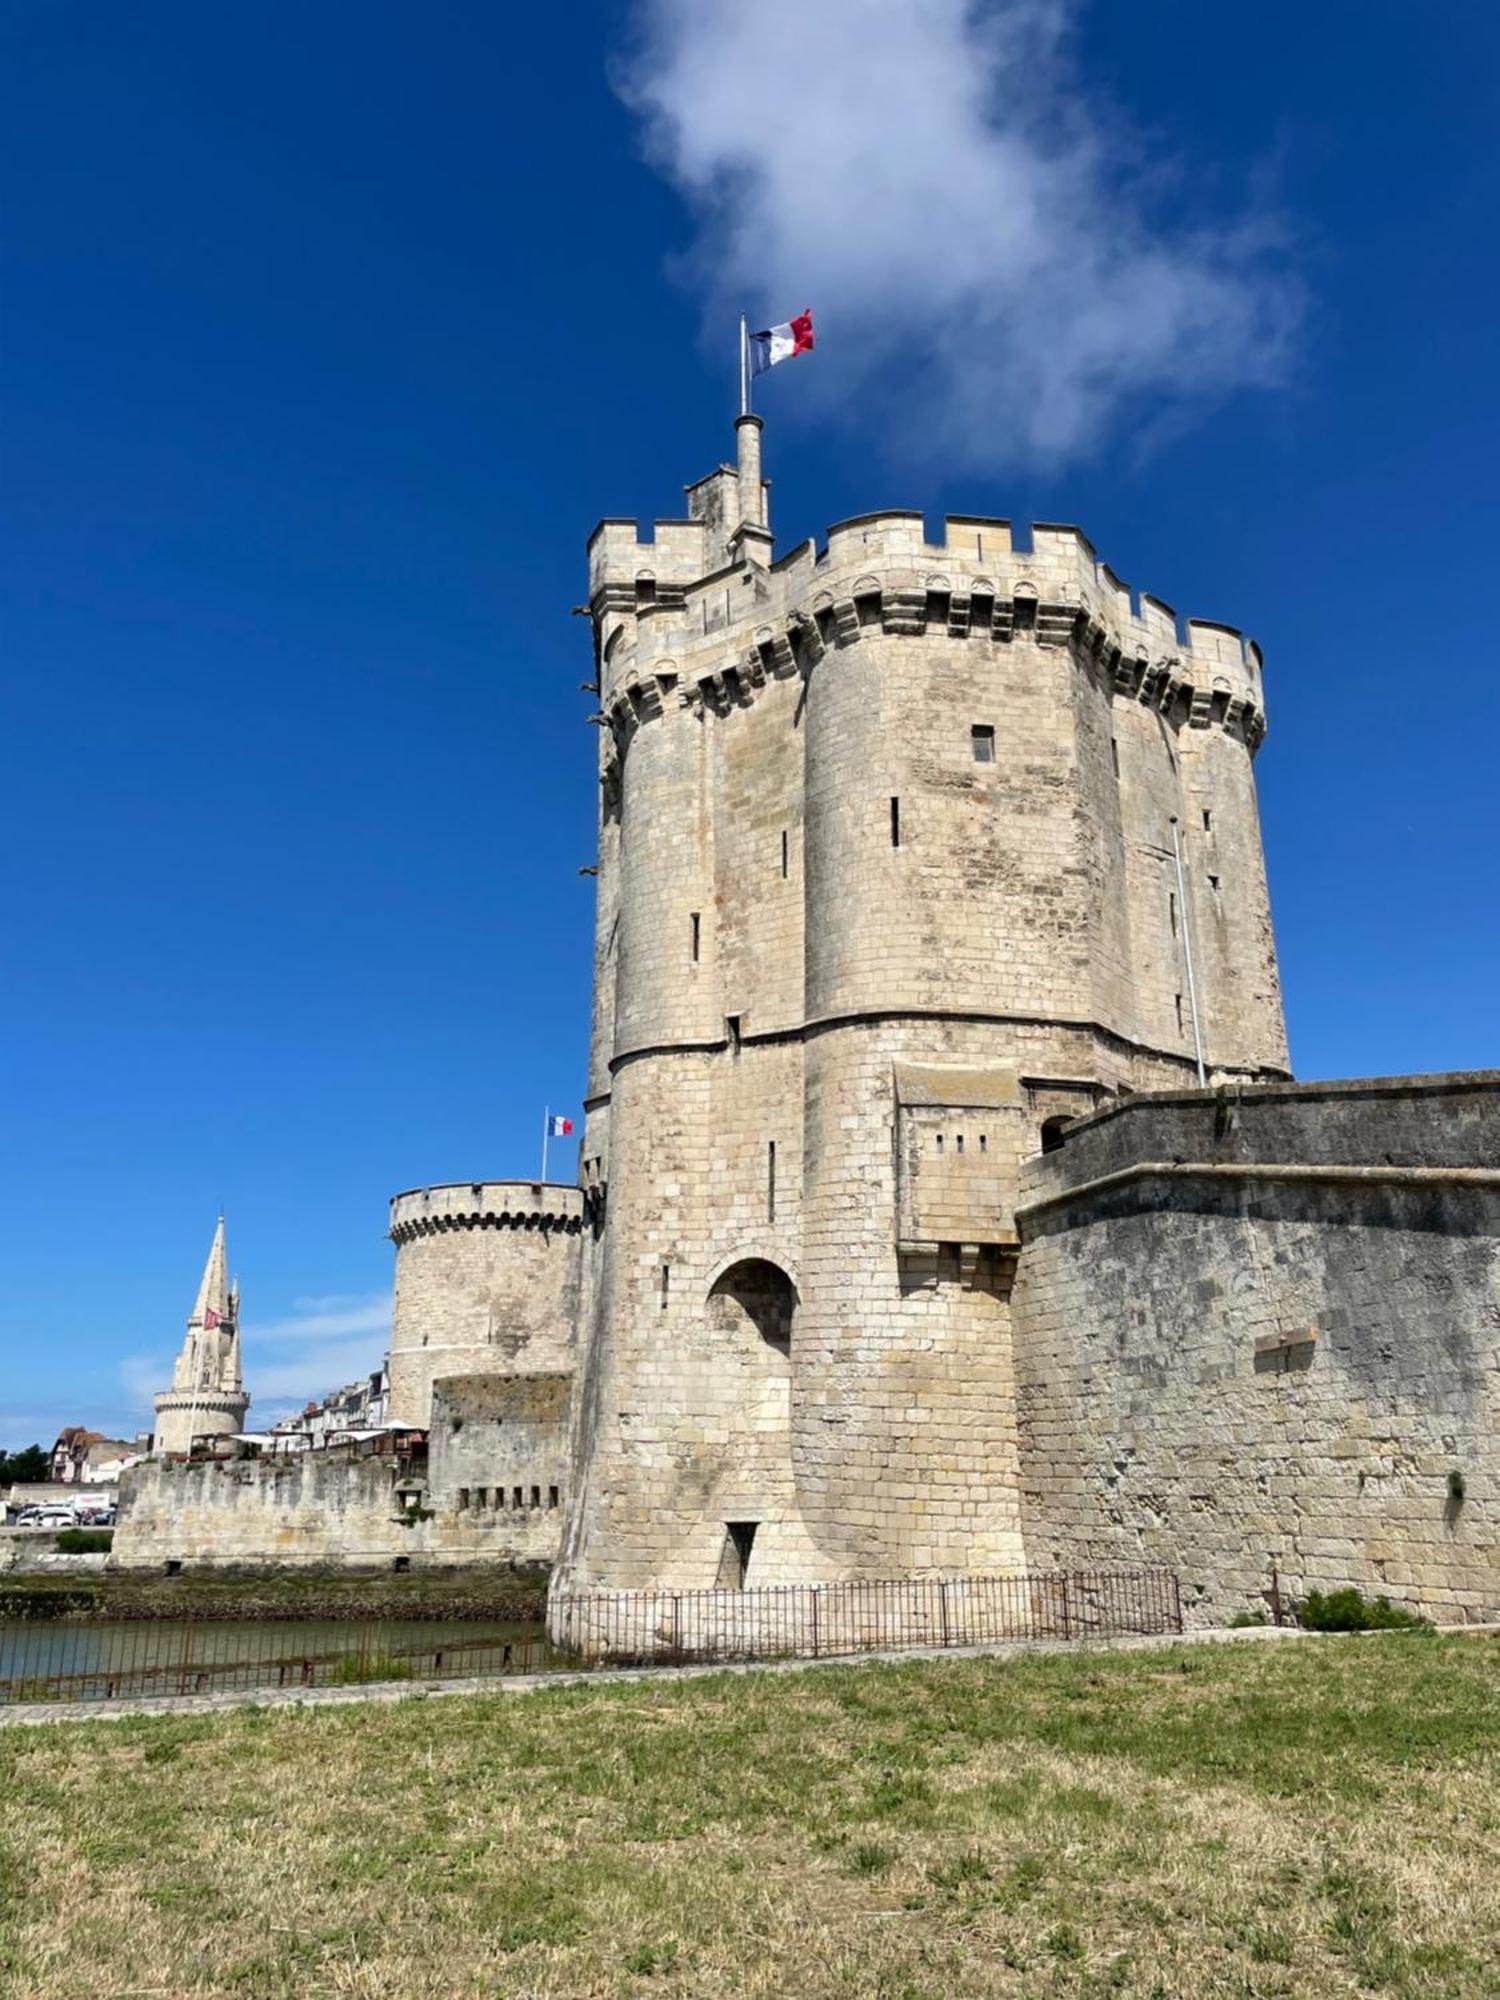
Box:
[3, 1, 1497, 1448]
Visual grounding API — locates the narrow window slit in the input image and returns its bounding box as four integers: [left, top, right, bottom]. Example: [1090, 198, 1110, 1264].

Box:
[890, 797, 901, 847]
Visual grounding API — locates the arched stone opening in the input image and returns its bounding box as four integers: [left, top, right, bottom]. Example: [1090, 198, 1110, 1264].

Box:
[1040, 1115, 1072, 1155]
[708, 1258, 797, 1354]
[702, 1259, 799, 1587]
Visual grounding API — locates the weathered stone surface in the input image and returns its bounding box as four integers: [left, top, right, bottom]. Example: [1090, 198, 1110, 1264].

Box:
[1013, 1082, 1500, 1625]
[558, 431, 1293, 1595]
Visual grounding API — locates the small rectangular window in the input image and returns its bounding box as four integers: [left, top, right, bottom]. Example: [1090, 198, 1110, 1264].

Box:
[935, 1133, 944, 1154]
[955, 1134, 964, 1155]
[690, 912, 700, 963]
[1175, 992, 1185, 1033]
[531, 1485, 541, 1509]
[979, 1134, 987, 1153]
[635, 575, 656, 607]
[971, 724, 995, 763]
[548, 1485, 560, 1509]
[767, 1140, 777, 1222]
[496, 1486, 506, 1508]
[1202, 808, 1213, 832]
[890, 797, 901, 847]
[781, 829, 789, 878]
[1169, 892, 1178, 938]
[1208, 874, 1221, 894]
[660, 1263, 670, 1310]
[726, 1014, 742, 1053]
[458, 1487, 470, 1511]
[513, 1486, 523, 1510]
[1111, 738, 1120, 777]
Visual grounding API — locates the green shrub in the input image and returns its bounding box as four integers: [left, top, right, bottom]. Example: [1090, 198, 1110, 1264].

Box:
[1298, 1587, 1431, 1634]
[1229, 1610, 1268, 1628]
[54, 1528, 113, 1555]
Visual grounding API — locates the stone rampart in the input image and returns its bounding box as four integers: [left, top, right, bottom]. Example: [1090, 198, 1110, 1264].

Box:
[425, 1374, 571, 1564]
[1012, 1074, 1500, 1626]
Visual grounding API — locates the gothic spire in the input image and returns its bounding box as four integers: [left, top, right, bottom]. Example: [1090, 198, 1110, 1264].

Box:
[189, 1215, 230, 1330]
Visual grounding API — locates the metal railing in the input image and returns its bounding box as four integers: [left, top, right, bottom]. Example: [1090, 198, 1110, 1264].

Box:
[550, 1568, 1182, 1663]
[0, 1617, 554, 1706]
[0, 1569, 1183, 1704]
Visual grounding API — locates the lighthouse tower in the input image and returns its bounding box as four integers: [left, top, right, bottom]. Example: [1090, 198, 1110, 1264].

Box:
[152, 1218, 250, 1455]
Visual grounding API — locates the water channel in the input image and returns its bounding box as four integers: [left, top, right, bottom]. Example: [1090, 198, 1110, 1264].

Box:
[0, 1614, 559, 1703]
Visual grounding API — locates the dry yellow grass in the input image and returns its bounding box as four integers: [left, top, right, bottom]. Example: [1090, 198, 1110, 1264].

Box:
[1, 1634, 1496, 1998]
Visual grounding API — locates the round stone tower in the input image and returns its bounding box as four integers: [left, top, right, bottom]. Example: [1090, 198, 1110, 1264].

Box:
[557, 423, 1287, 1594]
[386, 1181, 584, 1427]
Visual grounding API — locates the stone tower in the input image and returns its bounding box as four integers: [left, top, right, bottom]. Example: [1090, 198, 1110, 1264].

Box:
[552, 418, 1288, 1594]
[386, 1181, 584, 1427]
[152, 1217, 250, 1455]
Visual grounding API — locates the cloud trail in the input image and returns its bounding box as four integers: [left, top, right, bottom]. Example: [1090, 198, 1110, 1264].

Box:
[619, 0, 1297, 469]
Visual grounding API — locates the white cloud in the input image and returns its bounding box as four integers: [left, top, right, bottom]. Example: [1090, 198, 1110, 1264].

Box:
[249, 1294, 392, 1345]
[240, 1291, 391, 1409]
[619, 0, 1298, 469]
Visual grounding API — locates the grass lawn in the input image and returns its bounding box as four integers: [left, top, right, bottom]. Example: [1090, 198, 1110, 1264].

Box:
[1, 1634, 1496, 1998]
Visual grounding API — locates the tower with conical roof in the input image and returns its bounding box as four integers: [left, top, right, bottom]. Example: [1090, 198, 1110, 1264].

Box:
[152, 1218, 250, 1455]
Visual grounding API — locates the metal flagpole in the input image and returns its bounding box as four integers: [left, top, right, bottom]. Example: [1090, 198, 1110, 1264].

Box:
[740, 314, 750, 417]
[541, 1106, 549, 1184]
[1169, 816, 1208, 1087]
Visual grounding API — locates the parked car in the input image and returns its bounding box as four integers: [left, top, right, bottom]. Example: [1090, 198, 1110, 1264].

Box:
[34, 1506, 80, 1527]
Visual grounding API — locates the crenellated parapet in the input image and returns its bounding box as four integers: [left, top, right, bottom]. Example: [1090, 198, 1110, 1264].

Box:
[389, 1181, 586, 1245]
[592, 509, 1267, 769]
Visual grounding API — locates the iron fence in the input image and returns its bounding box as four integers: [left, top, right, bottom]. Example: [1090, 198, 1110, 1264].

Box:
[550, 1568, 1182, 1663]
[0, 1616, 554, 1706]
[0, 1568, 1183, 1704]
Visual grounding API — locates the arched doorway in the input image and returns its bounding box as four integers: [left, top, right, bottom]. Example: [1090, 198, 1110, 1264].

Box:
[704, 1259, 798, 1586]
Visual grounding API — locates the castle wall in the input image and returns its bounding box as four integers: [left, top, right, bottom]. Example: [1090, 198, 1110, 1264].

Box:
[560, 489, 1296, 1596]
[1012, 1078, 1500, 1625]
[422, 1374, 570, 1562]
[112, 1454, 418, 1569]
[386, 1183, 583, 1427]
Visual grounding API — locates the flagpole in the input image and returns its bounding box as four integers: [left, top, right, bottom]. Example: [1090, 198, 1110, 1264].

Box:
[541, 1106, 549, 1185]
[739, 314, 750, 418]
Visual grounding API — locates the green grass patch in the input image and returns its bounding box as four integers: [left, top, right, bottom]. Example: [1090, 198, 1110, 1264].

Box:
[0, 1634, 1495, 1997]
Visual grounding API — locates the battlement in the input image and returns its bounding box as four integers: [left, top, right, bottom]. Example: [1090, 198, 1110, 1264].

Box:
[593, 504, 1262, 696]
[594, 503, 1268, 764]
[389, 1181, 585, 1244]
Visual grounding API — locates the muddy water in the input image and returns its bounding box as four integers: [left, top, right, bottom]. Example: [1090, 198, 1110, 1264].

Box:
[0, 1614, 559, 1702]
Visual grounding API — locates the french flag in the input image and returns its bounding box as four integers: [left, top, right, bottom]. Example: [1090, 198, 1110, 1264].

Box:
[750, 308, 814, 377]
[547, 1114, 574, 1138]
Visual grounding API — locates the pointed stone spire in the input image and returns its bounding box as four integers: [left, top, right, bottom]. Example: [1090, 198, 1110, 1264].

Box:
[153, 1216, 250, 1455]
[189, 1216, 229, 1330]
